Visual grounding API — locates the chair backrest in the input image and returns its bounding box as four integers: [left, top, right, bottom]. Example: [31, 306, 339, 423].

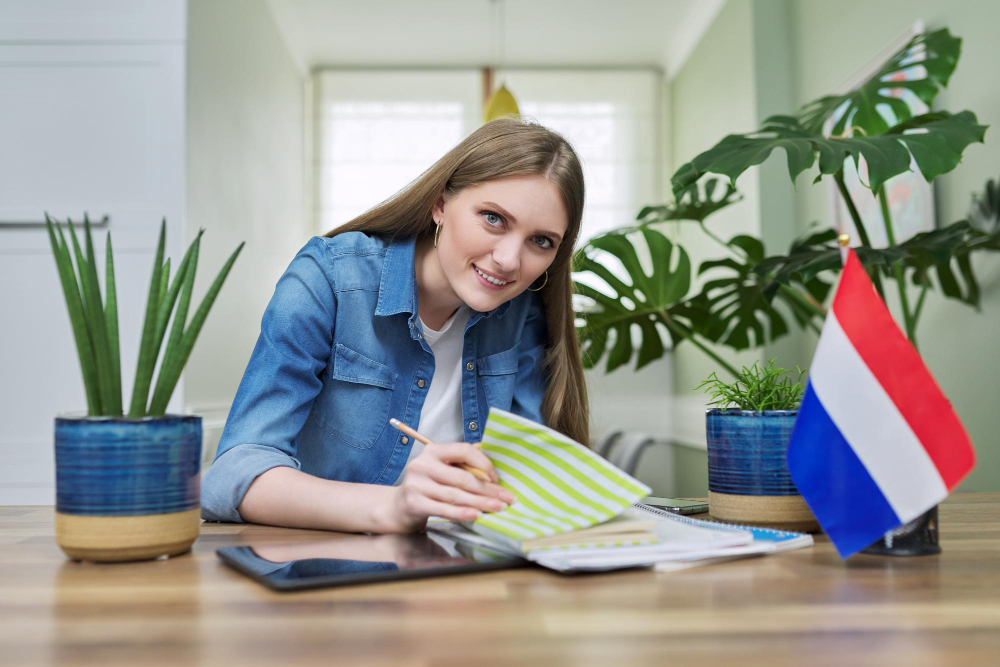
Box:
[595, 428, 677, 496]
[594, 429, 623, 458]
[596, 429, 657, 476]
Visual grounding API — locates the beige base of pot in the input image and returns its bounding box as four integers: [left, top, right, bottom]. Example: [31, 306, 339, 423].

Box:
[709, 491, 821, 533]
[55, 509, 200, 562]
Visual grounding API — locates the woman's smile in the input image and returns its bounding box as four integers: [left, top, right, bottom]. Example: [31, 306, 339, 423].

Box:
[473, 263, 514, 290]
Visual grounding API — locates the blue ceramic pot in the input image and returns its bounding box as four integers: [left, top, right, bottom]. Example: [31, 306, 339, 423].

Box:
[705, 409, 818, 532]
[706, 409, 799, 495]
[54, 412, 202, 562]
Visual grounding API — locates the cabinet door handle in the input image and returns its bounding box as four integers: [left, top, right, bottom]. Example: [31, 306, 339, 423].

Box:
[0, 214, 110, 228]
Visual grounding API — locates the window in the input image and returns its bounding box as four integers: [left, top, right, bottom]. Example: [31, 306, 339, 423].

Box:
[314, 70, 482, 231]
[314, 68, 662, 242]
[493, 69, 662, 244]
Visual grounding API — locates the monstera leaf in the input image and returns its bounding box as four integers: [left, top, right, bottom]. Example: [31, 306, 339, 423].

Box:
[797, 28, 961, 136]
[753, 228, 850, 285]
[755, 220, 1000, 310]
[756, 235, 906, 284]
[672, 111, 987, 199]
[572, 229, 693, 373]
[901, 222, 977, 303]
[635, 178, 742, 225]
[904, 176, 1000, 307]
[594, 178, 742, 243]
[691, 235, 830, 350]
[671, 28, 977, 200]
[969, 174, 1000, 234]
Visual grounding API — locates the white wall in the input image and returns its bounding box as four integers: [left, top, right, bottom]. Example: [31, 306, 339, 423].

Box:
[184, 0, 308, 463]
[0, 0, 188, 504]
[0, 0, 307, 503]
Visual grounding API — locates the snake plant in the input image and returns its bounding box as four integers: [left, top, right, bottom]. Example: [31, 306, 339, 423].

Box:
[45, 215, 244, 417]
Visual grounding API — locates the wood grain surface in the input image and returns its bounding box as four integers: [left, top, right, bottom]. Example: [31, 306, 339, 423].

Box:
[1, 494, 998, 666]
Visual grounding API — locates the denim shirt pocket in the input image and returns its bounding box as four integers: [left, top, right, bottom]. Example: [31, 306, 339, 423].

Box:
[477, 345, 519, 412]
[315, 343, 398, 450]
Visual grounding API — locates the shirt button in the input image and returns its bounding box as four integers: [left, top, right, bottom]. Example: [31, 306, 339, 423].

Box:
[400, 436, 409, 445]
[466, 362, 474, 371]
[417, 333, 423, 340]
[469, 421, 478, 431]
[416, 378, 426, 388]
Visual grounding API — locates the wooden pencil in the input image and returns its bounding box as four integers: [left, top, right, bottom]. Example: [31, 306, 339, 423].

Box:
[388, 418, 492, 482]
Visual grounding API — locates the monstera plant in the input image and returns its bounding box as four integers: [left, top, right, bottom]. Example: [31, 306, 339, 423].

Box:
[574, 27, 998, 374]
[573, 180, 743, 377]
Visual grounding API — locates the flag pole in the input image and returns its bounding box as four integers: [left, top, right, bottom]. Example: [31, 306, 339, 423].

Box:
[841, 229, 945, 558]
[790, 229, 956, 559]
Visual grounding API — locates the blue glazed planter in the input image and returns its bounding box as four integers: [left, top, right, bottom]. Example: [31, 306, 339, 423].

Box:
[705, 409, 819, 532]
[54, 412, 202, 562]
[706, 409, 799, 495]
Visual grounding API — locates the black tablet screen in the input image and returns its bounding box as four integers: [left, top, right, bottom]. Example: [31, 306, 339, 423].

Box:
[217, 530, 525, 591]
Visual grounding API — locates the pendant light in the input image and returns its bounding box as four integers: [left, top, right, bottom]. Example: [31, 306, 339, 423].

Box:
[483, 0, 520, 122]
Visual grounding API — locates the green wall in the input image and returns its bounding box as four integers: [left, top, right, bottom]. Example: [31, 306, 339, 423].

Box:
[668, 0, 1000, 493]
[668, 0, 763, 396]
[673, 446, 710, 498]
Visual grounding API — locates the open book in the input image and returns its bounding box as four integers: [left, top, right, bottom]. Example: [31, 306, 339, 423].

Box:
[456, 407, 654, 554]
[428, 408, 814, 571]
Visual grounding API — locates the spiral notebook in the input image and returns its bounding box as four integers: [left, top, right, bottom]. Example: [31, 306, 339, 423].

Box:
[635, 504, 815, 552]
[432, 502, 813, 572]
[430, 408, 814, 570]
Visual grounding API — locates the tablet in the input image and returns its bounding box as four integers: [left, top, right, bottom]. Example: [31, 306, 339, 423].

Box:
[216, 529, 526, 592]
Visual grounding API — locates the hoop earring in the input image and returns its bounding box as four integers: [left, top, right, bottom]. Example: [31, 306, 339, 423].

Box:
[527, 271, 548, 292]
[433, 222, 441, 248]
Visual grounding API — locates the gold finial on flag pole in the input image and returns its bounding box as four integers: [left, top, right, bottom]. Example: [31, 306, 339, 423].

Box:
[838, 233, 850, 265]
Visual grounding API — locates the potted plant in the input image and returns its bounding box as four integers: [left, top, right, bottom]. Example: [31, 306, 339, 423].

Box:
[46, 215, 243, 562]
[695, 359, 818, 532]
[572, 26, 995, 552]
[575, 29, 996, 374]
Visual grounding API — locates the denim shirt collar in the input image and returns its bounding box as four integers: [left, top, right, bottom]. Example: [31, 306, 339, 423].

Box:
[374, 234, 511, 334]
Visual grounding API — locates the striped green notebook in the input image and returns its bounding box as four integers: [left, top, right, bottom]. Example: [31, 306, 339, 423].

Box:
[461, 408, 654, 554]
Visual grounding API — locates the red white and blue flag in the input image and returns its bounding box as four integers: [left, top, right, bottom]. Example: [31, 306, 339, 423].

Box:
[786, 249, 976, 558]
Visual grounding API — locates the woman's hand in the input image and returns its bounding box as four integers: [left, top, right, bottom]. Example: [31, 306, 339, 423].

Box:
[377, 442, 516, 533]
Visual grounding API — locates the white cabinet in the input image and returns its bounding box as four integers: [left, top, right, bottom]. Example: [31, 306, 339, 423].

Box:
[0, 0, 185, 42]
[0, 44, 186, 251]
[0, 1, 187, 504]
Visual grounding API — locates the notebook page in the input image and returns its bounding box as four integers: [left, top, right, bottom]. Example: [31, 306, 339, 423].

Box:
[464, 408, 652, 550]
[525, 506, 753, 558]
[632, 504, 815, 552]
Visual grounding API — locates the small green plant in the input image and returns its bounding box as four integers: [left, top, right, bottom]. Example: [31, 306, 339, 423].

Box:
[696, 359, 805, 411]
[45, 214, 244, 417]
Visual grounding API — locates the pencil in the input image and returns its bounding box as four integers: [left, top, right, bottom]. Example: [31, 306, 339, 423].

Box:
[389, 418, 492, 483]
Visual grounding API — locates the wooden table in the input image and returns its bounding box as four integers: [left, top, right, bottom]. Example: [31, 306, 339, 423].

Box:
[2, 493, 998, 666]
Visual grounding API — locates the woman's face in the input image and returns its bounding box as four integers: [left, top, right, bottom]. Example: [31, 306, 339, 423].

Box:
[432, 174, 570, 313]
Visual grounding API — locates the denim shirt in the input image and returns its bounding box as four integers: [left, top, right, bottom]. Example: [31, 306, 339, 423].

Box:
[201, 231, 548, 523]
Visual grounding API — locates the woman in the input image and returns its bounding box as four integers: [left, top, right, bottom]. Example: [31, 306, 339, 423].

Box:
[201, 117, 589, 533]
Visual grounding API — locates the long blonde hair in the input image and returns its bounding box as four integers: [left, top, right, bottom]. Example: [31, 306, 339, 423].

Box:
[323, 117, 589, 446]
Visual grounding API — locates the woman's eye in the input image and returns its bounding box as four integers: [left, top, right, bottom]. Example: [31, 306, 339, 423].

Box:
[482, 211, 504, 227]
[532, 236, 554, 249]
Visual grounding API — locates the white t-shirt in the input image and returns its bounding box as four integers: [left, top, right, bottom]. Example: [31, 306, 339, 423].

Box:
[392, 304, 471, 486]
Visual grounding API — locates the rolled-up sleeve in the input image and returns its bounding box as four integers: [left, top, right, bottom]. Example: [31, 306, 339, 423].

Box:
[509, 292, 549, 426]
[201, 237, 337, 522]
